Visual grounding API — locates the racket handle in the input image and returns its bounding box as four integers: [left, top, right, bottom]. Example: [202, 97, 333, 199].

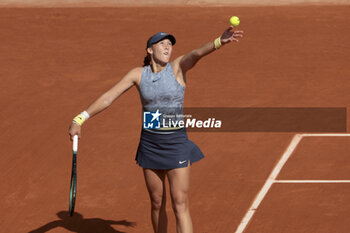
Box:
[73, 135, 78, 152]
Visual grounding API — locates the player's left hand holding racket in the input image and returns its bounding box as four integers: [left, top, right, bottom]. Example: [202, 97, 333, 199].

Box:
[69, 134, 78, 216]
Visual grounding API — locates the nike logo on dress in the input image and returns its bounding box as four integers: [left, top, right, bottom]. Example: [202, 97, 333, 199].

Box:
[179, 160, 187, 164]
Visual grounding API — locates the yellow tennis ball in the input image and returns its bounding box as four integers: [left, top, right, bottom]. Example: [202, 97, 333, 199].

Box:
[230, 16, 240, 26]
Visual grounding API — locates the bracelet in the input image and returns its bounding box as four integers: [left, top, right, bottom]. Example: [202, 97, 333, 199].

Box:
[214, 36, 222, 49]
[72, 110, 90, 126]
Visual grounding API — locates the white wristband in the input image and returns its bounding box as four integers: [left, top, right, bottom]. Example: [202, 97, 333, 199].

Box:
[81, 110, 90, 120]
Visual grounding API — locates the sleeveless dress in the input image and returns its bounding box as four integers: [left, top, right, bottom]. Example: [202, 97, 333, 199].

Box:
[135, 63, 204, 170]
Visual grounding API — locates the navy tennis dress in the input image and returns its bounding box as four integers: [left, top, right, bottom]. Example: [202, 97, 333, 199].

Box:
[135, 63, 204, 170]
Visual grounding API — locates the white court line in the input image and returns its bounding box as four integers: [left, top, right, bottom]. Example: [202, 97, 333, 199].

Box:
[234, 132, 350, 233]
[301, 133, 350, 137]
[275, 180, 350, 183]
[234, 134, 303, 233]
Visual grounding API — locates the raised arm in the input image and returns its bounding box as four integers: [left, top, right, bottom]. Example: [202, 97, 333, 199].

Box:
[175, 26, 243, 74]
[68, 67, 142, 139]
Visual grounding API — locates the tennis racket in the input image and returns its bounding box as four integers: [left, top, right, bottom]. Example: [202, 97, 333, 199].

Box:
[69, 135, 78, 216]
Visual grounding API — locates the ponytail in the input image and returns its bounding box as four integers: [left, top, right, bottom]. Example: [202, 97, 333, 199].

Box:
[143, 54, 151, 67]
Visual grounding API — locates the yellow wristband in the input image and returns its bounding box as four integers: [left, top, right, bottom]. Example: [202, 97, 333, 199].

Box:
[73, 114, 86, 126]
[214, 36, 222, 49]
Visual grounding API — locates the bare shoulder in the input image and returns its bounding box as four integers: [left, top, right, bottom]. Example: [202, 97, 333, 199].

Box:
[128, 67, 143, 77]
[125, 67, 143, 85]
[171, 55, 184, 75]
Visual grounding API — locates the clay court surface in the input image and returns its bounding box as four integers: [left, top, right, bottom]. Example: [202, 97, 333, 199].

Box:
[1, 4, 350, 233]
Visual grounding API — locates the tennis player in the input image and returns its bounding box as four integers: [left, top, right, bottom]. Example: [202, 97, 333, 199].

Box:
[69, 26, 243, 233]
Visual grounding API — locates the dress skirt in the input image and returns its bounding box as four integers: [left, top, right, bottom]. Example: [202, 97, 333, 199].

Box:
[135, 127, 204, 170]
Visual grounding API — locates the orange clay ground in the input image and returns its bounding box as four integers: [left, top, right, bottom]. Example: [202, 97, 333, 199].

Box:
[0, 5, 349, 233]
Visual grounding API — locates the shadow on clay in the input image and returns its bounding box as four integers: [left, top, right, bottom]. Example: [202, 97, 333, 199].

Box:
[28, 211, 136, 233]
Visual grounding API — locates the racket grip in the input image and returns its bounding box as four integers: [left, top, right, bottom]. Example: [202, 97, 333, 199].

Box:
[73, 135, 78, 152]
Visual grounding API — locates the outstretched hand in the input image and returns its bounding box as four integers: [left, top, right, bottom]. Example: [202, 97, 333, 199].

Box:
[220, 26, 244, 45]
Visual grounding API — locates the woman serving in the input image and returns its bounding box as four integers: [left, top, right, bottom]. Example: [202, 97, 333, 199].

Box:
[69, 25, 243, 233]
